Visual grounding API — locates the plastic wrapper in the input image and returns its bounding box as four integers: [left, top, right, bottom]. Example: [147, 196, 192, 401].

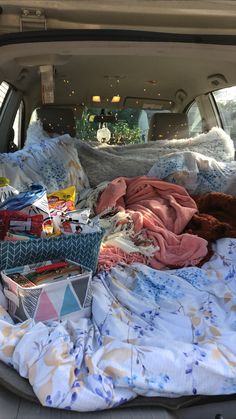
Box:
[0, 184, 53, 236]
[0, 184, 51, 219]
[60, 209, 101, 235]
[47, 186, 76, 216]
[0, 177, 19, 203]
[0, 210, 44, 240]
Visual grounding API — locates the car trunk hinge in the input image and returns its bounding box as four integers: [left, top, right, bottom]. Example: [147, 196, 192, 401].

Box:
[20, 8, 47, 32]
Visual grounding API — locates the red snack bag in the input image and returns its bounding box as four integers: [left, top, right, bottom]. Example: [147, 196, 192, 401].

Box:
[0, 210, 44, 240]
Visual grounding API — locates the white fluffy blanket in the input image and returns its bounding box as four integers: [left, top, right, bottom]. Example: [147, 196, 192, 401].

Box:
[25, 123, 235, 188]
[0, 238, 236, 411]
[101, 127, 234, 160]
[75, 128, 235, 187]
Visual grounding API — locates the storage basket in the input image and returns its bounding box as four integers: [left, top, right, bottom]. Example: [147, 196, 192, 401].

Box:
[1, 259, 92, 322]
[0, 230, 104, 274]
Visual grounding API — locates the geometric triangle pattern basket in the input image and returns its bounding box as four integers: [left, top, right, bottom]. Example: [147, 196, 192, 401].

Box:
[0, 230, 104, 273]
[2, 261, 93, 322]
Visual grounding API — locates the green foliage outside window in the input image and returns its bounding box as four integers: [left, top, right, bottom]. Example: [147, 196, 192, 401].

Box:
[110, 121, 141, 145]
[76, 108, 142, 145]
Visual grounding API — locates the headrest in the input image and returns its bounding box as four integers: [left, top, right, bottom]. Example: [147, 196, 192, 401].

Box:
[36, 106, 76, 137]
[148, 112, 189, 141]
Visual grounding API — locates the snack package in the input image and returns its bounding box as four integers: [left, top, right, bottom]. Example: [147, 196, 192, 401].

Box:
[0, 184, 53, 236]
[64, 209, 91, 224]
[60, 209, 101, 235]
[0, 177, 19, 203]
[0, 184, 50, 219]
[60, 209, 90, 234]
[0, 210, 44, 240]
[47, 186, 76, 216]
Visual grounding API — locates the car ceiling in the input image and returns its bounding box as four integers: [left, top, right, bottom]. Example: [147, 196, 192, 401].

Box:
[0, 1, 236, 35]
[0, 40, 236, 111]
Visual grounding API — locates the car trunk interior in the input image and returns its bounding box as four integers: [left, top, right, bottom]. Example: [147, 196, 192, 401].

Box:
[0, 28, 236, 419]
[0, 37, 235, 148]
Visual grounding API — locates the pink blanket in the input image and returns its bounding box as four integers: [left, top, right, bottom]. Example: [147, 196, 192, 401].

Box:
[96, 176, 208, 270]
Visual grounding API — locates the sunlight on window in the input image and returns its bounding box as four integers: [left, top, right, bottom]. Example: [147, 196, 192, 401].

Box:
[214, 86, 236, 103]
[213, 86, 236, 144]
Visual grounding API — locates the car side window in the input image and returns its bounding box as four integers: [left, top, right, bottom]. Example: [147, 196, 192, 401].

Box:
[0, 81, 23, 151]
[186, 100, 203, 137]
[12, 101, 23, 149]
[212, 86, 236, 144]
[0, 81, 10, 112]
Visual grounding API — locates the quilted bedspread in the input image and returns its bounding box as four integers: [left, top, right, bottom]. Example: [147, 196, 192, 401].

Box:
[0, 237, 236, 412]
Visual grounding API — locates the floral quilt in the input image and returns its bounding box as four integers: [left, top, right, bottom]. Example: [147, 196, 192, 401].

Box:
[148, 151, 236, 195]
[0, 134, 89, 193]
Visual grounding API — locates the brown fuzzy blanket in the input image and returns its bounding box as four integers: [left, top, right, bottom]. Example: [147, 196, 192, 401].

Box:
[185, 192, 236, 262]
[185, 192, 236, 240]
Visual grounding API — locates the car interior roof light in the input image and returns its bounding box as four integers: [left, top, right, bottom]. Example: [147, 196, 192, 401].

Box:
[92, 95, 101, 103]
[111, 95, 121, 103]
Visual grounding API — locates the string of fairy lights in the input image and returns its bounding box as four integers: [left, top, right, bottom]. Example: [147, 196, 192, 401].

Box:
[61, 74, 173, 118]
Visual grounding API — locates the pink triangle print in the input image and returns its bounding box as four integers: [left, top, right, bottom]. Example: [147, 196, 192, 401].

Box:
[34, 290, 58, 322]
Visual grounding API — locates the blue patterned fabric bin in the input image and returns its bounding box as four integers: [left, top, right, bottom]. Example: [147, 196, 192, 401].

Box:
[0, 231, 104, 273]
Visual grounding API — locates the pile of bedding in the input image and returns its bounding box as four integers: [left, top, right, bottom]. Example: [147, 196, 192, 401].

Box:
[0, 238, 236, 411]
[148, 151, 236, 195]
[0, 123, 236, 412]
[77, 179, 236, 273]
[74, 126, 235, 187]
[95, 176, 207, 270]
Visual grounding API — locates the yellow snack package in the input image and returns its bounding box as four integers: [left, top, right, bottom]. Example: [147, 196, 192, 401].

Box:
[47, 186, 76, 215]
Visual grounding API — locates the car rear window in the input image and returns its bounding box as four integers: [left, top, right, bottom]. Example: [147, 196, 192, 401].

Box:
[76, 107, 170, 144]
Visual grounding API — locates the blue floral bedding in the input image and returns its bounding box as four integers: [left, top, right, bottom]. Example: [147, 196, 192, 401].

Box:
[0, 237, 236, 411]
[148, 151, 236, 195]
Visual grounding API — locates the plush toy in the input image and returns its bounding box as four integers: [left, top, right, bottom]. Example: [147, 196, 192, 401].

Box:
[96, 124, 111, 143]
